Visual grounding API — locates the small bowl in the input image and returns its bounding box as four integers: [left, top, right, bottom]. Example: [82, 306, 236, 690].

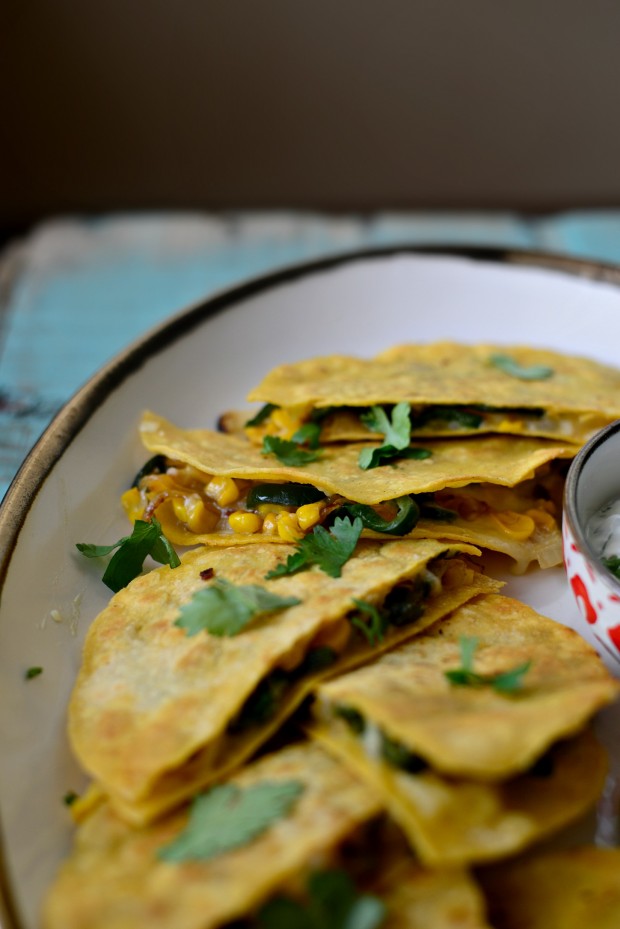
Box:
[563, 419, 620, 668]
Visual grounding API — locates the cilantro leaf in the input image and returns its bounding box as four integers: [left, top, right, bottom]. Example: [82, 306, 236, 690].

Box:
[292, 421, 322, 449]
[358, 444, 432, 471]
[158, 780, 304, 863]
[266, 550, 310, 579]
[25, 666, 43, 680]
[257, 869, 386, 929]
[266, 516, 363, 580]
[361, 402, 411, 449]
[76, 517, 181, 592]
[175, 578, 301, 637]
[262, 436, 322, 466]
[445, 636, 531, 694]
[489, 353, 554, 381]
[359, 402, 429, 470]
[349, 599, 386, 646]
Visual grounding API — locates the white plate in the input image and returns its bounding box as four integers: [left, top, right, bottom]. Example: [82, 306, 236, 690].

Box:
[1, 248, 620, 929]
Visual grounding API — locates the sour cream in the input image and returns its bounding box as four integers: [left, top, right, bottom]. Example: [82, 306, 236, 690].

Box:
[587, 499, 620, 560]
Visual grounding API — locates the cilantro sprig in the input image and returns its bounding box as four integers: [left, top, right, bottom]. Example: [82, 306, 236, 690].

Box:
[158, 780, 304, 863]
[76, 517, 181, 592]
[266, 516, 363, 580]
[262, 435, 322, 466]
[489, 353, 554, 381]
[444, 636, 531, 694]
[358, 403, 431, 470]
[257, 869, 386, 929]
[175, 578, 301, 637]
[361, 402, 412, 448]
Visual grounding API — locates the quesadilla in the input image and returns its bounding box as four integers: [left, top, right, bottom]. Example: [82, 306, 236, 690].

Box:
[129, 411, 573, 572]
[312, 724, 606, 867]
[242, 342, 620, 445]
[375, 859, 491, 929]
[478, 846, 620, 929]
[69, 538, 499, 826]
[310, 593, 618, 864]
[43, 741, 384, 929]
[311, 593, 619, 782]
[44, 739, 493, 929]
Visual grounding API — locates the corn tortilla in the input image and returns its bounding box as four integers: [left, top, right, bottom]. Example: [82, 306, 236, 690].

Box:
[246, 342, 620, 444]
[42, 742, 382, 929]
[313, 593, 620, 780]
[311, 724, 607, 867]
[478, 846, 620, 929]
[140, 411, 575, 505]
[69, 539, 499, 825]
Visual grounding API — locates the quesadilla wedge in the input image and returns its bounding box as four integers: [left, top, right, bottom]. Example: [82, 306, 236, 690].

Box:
[311, 593, 619, 782]
[243, 342, 620, 445]
[255, 854, 492, 929]
[374, 858, 491, 929]
[311, 723, 607, 867]
[128, 411, 573, 572]
[478, 846, 620, 929]
[45, 739, 492, 929]
[69, 538, 499, 825]
[43, 741, 385, 929]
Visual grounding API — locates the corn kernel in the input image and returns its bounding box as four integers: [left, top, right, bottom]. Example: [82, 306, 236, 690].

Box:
[172, 496, 189, 524]
[257, 503, 289, 516]
[121, 487, 144, 521]
[205, 476, 240, 507]
[270, 408, 304, 439]
[296, 501, 325, 531]
[489, 510, 536, 541]
[184, 496, 219, 533]
[229, 511, 262, 534]
[277, 511, 304, 541]
[525, 508, 557, 532]
[261, 512, 279, 535]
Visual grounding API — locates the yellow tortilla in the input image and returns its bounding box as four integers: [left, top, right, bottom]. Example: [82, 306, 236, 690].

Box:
[132, 418, 568, 572]
[311, 724, 607, 867]
[140, 411, 575, 505]
[42, 742, 382, 929]
[313, 593, 620, 780]
[69, 538, 499, 825]
[376, 858, 491, 929]
[245, 342, 620, 443]
[478, 846, 620, 929]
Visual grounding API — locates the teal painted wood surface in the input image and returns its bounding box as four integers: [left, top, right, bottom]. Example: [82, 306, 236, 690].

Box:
[1, 210, 620, 498]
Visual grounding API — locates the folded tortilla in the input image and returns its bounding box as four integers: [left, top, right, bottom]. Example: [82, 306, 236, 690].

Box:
[311, 724, 607, 867]
[133, 411, 572, 572]
[45, 739, 492, 929]
[244, 342, 620, 444]
[69, 538, 499, 825]
[478, 846, 620, 929]
[312, 593, 619, 781]
[42, 741, 383, 929]
[377, 859, 491, 929]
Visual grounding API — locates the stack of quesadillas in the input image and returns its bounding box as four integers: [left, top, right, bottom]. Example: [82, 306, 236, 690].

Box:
[43, 344, 620, 928]
[127, 344, 620, 573]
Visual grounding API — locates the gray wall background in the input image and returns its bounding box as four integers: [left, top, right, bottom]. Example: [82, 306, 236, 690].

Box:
[3, 1, 620, 224]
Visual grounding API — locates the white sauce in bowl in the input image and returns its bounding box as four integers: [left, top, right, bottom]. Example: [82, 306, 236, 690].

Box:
[587, 499, 620, 561]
